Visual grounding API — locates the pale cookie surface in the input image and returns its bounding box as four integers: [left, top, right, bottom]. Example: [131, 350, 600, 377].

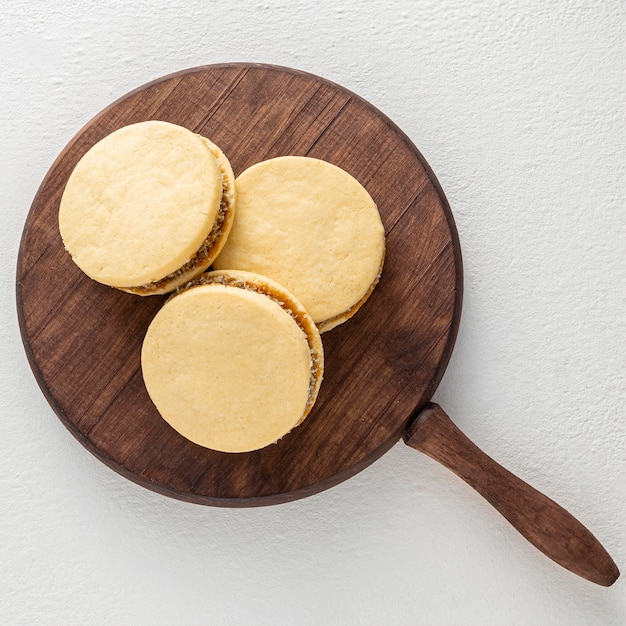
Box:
[59, 120, 222, 288]
[213, 156, 385, 331]
[121, 135, 237, 295]
[141, 283, 313, 453]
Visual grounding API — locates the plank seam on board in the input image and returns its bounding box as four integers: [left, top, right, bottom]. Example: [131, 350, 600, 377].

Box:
[385, 175, 432, 236]
[302, 96, 354, 156]
[195, 66, 251, 131]
[25, 272, 86, 344]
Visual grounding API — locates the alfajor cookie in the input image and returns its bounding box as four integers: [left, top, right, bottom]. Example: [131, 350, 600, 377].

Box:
[58, 120, 236, 295]
[212, 156, 385, 332]
[141, 269, 324, 453]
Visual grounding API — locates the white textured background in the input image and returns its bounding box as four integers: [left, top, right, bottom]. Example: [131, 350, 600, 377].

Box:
[2, 1, 625, 624]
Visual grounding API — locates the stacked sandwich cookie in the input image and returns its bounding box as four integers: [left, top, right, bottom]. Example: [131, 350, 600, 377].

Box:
[214, 156, 385, 332]
[59, 123, 385, 452]
[59, 120, 236, 295]
[141, 270, 324, 453]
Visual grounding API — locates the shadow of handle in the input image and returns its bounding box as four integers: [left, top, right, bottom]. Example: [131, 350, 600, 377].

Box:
[404, 402, 619, 586]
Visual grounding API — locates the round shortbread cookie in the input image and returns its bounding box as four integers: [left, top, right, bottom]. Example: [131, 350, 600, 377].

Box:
[59, 120, 234, 293]
[141, 270, 324, 453]
[213, 156, 385, 332]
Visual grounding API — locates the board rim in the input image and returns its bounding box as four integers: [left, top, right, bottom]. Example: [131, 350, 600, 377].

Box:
[16, 63, 463, 506]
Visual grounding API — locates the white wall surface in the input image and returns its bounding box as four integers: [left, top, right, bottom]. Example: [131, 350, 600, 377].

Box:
[2, 1, 624, 624]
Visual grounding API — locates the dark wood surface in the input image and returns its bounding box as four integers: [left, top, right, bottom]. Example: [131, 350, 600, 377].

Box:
[17, 63, 462, 506]
[405, 403, 620, 586]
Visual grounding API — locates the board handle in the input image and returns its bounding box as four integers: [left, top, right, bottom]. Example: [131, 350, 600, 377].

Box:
[403, 403, 619, 586]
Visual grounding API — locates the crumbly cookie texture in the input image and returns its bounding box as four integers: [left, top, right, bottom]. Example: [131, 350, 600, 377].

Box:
[213, 156, 385, 331]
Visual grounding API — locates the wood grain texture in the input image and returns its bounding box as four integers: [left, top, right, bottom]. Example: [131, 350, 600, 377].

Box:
[17, 63, 462, 506]
[405, 404, 620, 586]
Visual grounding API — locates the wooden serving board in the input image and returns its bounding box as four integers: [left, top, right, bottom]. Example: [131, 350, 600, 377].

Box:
[17, 63, 462, 506]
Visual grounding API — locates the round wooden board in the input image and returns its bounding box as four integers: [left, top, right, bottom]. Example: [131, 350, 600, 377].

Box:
[17, 64, 462, 506]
